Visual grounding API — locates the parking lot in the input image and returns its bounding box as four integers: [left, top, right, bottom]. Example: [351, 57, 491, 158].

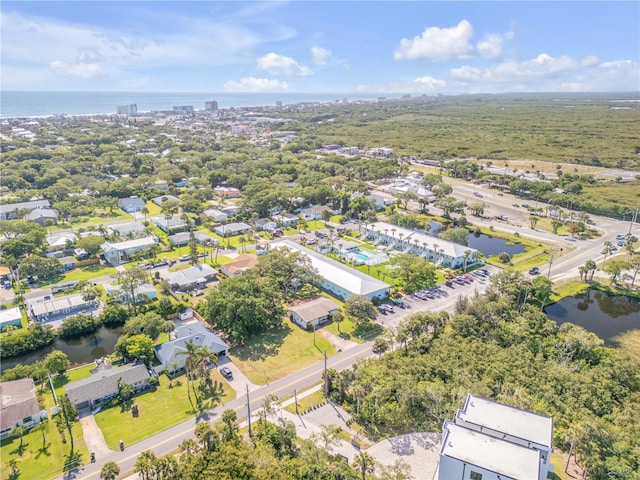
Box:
[375, 266, 497, 329]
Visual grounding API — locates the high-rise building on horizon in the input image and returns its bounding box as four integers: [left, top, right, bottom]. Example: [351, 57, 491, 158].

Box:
[204, 100, 218, 112]
[116, 104, 138, 115]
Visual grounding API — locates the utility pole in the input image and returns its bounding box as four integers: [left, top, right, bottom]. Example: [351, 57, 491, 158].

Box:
[294, 389, 299, 415]
[629, 207, 639, 236]
[245, 383, 252, 438]
[547, 254, 553, 279]
[323, 350, 328, 400]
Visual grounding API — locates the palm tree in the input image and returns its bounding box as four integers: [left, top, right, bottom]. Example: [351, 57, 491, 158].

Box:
[433, 243, 440, 262]
[134, 450, 157, 480]
[353, 451, 375, 480]
[585, 259, 597, 282]
[462, 250, 472, 272]
[602, 241, 613, 268]
[100, 461, 120, 480]
[177, 340, 201, 405]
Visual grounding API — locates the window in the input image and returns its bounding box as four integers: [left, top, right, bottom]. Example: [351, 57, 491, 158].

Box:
[470, 472, 482, 480]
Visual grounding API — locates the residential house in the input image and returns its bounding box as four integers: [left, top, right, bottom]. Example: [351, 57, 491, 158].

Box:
[0, 379, 47, 440]
[64, 363, 151, 410]
[201, 209, 228, 223]
[168, 230, 216, 247]
[150, 215, 187, 233]
[26, 293, 99, 324]
[117, 196, 146, 213]
[214, 222, 252, 237]
[161, 264, 218, 292]
[220, 254, 258, 277]
[254, 218, 278, 232]
[220, 205, 242, 217]
[0, 200, 51, 221]
[272, 212, 298, 228]
[58, 256, 76, 271]
[289, 297, 339, 329]
[26, 207, 59, 226]
[110, 222, 146, 239]
[437, 394, 553, 480]
[300, 205, 332, 221]
[0, 306, 23, 330]
[105, 283, 158, 304]
[154, 322, 229, 374]
[214, 186, 241, 198]
[362, 222, 480, 269]
[46, 233, 78, 253]
[101, 236, 158, 264]
[151, 195, 180, 207]
[271, 240, 389, 301]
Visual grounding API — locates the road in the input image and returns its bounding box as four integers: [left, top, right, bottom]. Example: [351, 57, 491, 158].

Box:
[62, 340, 374, 480]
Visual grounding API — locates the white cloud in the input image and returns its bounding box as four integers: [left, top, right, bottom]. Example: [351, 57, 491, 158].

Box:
[223, 77, 290, 92]
[354, 76, 447, 93]
[49, 60, 107, 79]
[256, 52, 312, 76]
[411, 76, 448, 90]
[311, 46, 332, 65]
[450, 54, 638, 92]
[395, 19, 512, 61]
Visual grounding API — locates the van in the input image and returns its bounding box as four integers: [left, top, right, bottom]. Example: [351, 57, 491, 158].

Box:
[179, 254, 191, 262]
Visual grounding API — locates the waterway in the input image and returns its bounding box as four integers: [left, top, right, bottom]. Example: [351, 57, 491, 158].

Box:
[1, 326, 122, 373]
[545, 290, 640, 346]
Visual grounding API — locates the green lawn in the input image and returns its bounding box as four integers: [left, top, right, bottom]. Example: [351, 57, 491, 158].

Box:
[61, 264, 117, 283]
[230, 321, 335, 385]
[1, 418, 89, 480]
[549, 452, 571, 480]
[283, 388, 325, 414]
[95, 370, 236, 449]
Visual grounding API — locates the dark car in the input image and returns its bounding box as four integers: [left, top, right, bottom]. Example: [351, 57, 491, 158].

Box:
[529, 267, 540, 275]
[219, 366, 233, 379]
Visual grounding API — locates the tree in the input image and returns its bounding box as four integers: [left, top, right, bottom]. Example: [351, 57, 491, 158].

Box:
[435, 196, 464, 218]
[529, 215, 540, 229]
[100, 461, 120, 480]
[19, 255, 62, 280]
[257, 247, 315, 301]
[188, 229, 199, 265]
[468, 202, 485, 216]
[117, 377, 135, 403]
[76, 235, 104, 256]
[115, 334, 154, 362]
[59, 394, 78, 452]
[203, 271, 285, 343]
[44, 350, 70, 376]
[604, 260, 629, 285]
[551, 219, 563, 235]
[343, 295, 377, 328]
[602, 240, 613, 268]
[585, 259, 597, 282]
[531, 276, 553, 309]
[160, 199, 180, 221]
[353, 451, 375, 480]
[135, 450, 157, 480]
[12, 425, 26, 450]
[112, 267, 150, 313]
[497, 251, 511, 264]
[122, 311, 169, 340]
[392, 254, 436, 293]
[220, 408, 238, 441]
[438, 227, 469, 246]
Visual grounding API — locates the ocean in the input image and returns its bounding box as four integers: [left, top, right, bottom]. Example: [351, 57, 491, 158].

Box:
[0, 91, 395, 118]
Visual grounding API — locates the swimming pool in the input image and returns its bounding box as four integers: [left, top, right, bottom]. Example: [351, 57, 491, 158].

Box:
[355, 251, 370, 262]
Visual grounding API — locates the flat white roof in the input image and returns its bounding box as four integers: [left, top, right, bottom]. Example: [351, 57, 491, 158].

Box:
[458, 395, 553, 448]
[441, 421, 540, 479]
[28, 293, 92, 317]
[366, 222, 477, 259]
[0, 306, 22, 323]
[271, 240, 388, 297]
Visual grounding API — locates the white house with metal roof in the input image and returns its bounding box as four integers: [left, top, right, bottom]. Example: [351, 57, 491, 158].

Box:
[289, 297, 339, 329]
[362, 222, 480, 269]
[101, 236, 158, 264]
[271, 240, 389, 301]
[437, 394, 553, 480]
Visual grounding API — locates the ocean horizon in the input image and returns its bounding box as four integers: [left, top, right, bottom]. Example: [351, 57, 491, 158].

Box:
[0, 91, 399, 118]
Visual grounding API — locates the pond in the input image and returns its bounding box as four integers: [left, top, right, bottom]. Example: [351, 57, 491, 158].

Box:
[467, 232, 526, 257]
[545, 290, 640, 346]
[1, 325, 123, 374]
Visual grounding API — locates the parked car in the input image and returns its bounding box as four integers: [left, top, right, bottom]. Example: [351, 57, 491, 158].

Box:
[616, 234, 626, 240]
[179, 254, 191, 261]
[306, 238, 316, 245]
[445, 280, 454, 288]
[219, 366, 233, 379]
[391, 298, 405, 308]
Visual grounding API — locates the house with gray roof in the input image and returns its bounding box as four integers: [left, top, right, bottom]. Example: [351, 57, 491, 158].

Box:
[289, 297, 339, 329]
[150, 215, 187, 233]
[154, 322, 228, 374]
[151, 195, 180, 206]
[46, 232, 78, 252]
[26, 207, 59, 226]
[0, 378, 47, 439]
[168, 230, 217, 247]
[26, 293, 99, 324]
[117, 196, 146, 213]
[64, 363, 151, 410]
[213, 222, 252, 237]
[0, 200, 51, 221]
[201, 209, 228, 223]
[161, 263, 218, 292]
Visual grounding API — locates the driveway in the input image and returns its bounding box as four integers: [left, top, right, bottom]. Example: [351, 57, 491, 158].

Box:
[79, 410, 113, 458]
[217, 356, 261, 393]
[367, 432, 441, 479]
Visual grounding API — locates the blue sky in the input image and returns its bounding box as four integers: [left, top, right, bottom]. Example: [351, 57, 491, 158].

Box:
[2, 1, 638, 93]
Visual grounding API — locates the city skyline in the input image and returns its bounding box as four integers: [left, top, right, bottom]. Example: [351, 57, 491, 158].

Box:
[2, 1, 639, 94]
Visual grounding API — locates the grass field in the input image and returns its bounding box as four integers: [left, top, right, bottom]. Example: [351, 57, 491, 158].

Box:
[95, 370, 236, 449]
[283, 388, 325, 414]
[1, 420, 89, 480]
[230, 321, 335, 385]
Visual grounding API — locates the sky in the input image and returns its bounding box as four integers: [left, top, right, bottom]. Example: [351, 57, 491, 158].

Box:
[1, 1, 639, 94]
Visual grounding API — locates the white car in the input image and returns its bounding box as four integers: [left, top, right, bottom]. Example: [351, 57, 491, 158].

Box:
[564, 236, 576, 242]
